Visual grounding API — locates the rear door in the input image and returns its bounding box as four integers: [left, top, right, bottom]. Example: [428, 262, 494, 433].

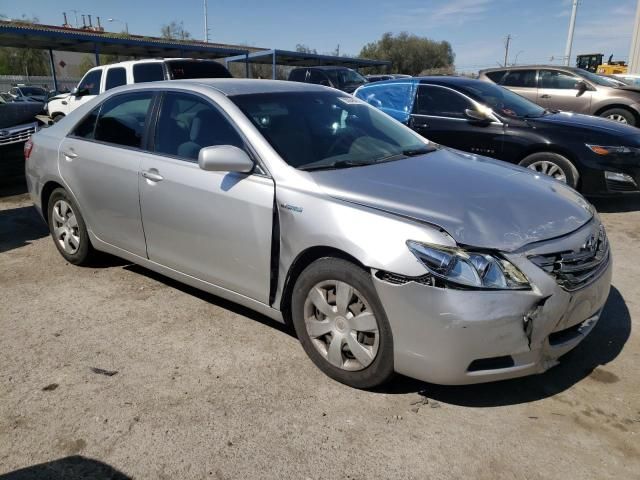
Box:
[58, 91, 155, 256]
[410, 84, 504, 158]
[139, 91, 275, 303]
[537, 69, 592, 113]
[500, 69, 538, 103]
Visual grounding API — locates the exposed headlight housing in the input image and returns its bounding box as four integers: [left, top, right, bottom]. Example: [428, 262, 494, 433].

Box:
[406, 241, 530, 290]
[586, 144, 640, 155]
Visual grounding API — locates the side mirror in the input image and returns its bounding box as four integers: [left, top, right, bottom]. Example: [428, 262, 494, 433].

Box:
[73, 87, 90, 97]
[198, 145, 254, 173]
[575, 81, 588, 96]
[464, 108, 491, 122]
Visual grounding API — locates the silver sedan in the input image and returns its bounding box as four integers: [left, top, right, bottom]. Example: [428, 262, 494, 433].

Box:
[25, 79, 612, 388]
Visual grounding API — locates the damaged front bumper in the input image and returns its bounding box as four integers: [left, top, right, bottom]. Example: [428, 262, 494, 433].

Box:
[372, 221, 613, 385]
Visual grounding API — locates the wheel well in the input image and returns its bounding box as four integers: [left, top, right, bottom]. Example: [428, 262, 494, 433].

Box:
[279, 246, 366, 326]
[593, 104, 638, 122]
[519, 146, 581, 188]
[40, 181, 64, 225]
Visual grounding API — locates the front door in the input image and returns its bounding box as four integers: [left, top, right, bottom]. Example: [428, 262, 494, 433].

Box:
[411, 84, 504, 158]
[58, 91, 155, 257]
[64, 69, 103, 115]
[139, 91, 275, 303]
[537, 69, 592, 113]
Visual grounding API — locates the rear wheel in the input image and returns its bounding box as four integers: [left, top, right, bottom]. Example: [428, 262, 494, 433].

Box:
[519, 152, 580, 189]
[599, 108, 636, 126]
[291, 257, 394, 389]
[47, 188, 95, 265]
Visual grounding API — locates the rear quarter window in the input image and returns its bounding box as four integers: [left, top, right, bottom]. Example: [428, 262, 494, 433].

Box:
[133, 63, 165, 83]
[484, 71, 507, 84]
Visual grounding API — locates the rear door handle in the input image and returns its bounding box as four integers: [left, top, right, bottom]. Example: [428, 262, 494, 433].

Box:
[141, 170, 164, 182]
[540, 94, 551, 99]
[62, 150, 78, 159]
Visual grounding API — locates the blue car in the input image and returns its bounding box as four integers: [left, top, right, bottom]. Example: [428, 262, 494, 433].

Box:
[354, 76, 640, 195]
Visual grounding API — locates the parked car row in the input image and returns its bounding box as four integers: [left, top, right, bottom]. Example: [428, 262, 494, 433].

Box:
[26, 78, 612, 389]
[354, 76, 640, 194]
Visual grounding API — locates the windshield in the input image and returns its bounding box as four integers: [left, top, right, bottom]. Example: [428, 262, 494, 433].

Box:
[20, 87, 46, 96]
[325, 69, 367, 88]
[230, 91, 430, 169]
[166, 60, 232, 79]
[458, 81, 546, 118]
[575, 68, 622, 87]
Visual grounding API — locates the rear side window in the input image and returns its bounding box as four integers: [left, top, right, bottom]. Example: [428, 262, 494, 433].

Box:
[484, 71, 507, 84]
[105, 67, 127, 91]
[71, 107, 100, 139]
[415, 85, 473, 118]
[78, 70, 102, 95]
[166, 60, 232, 79]
[94, 92, 154, 148]
[539, 70, 579, 89]
[288, 69, 306, 82]
[153, 91, 244, 161]
[133, 63, 165, 83]
[502, 70, 537, 88]
[309, 70, 329, 85]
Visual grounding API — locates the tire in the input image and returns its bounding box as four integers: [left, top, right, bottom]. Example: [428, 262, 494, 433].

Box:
[518, 152, 580, 189]
[52, 113, 64, 123]
[291, 257, 394, 389]
[599, 108, 636, 126]
[47, 188, 95, 265]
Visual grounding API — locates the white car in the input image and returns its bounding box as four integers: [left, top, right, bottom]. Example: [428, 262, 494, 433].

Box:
[46, 58, 232, 121]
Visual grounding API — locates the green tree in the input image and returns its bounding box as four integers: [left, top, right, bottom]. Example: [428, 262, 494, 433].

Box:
[359, 32, 455, 75]
[161, 21, 191, 41]
[76, 55, 96, 77]
[0, 14, 49, 76]
[295, 44, 317, 54]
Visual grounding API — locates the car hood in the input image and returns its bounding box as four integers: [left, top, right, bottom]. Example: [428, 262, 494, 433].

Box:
[525, 111, 640, 136]
[48, 93, 70, 102]
[310, 148, 594, 252]
[0, 102, 43, 128]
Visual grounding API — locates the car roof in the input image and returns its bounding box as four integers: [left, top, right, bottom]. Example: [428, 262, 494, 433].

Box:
[95, 58, 224, 69]
[113, 78, 333, 96]
[480, 65, 582, 73]
[292, 65, 354, 71]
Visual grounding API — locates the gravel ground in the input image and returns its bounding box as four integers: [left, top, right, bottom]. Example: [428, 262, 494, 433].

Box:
[0, 170, 638, 479]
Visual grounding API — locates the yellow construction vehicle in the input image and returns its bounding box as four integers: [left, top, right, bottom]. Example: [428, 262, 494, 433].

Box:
[576, 53, 628, 74]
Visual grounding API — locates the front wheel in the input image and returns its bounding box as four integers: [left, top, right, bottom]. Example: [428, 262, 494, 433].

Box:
[291, 257, 394, 389]
[519, 152, 580, 189]
[599, 108, 636, 126]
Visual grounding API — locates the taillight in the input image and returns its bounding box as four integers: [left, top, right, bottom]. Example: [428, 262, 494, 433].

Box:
[24, 139, 33, 160]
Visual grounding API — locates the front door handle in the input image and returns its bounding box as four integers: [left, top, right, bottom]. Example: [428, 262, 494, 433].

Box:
[540, 94, 551, 99]
[62, 150, 78, 159]
[142, 170, 164, 182]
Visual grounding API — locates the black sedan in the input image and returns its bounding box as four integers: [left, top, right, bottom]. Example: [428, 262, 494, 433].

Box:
[354, 77, 640, 194]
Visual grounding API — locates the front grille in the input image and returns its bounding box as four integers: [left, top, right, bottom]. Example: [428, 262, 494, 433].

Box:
[0, 124, 36, 146]
[529, 224, 609, 292]
[606, 178, 639, 192]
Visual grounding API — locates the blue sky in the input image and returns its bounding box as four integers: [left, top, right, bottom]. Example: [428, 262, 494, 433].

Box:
[3, 0, 637, 71]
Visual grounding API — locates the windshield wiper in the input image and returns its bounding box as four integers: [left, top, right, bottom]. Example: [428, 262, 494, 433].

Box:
[401, 146, 436, 156]
[299, 159, 374, 171]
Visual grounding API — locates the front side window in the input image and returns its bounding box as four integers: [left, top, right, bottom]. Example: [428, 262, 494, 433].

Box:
[539, 70, 579, 89]
[309, 70, 330, 85]
[458, 81, 546, 118]
[502, 70, 537, 88]
[133, 63, 165, 83]
[78, 70, 102, 95]
[105, 67, 127, 90]
[230, 91, 429, 170]
[154, 92, 244, 161]
[94, 92, 154, 148]
[414, 85, 473, 119]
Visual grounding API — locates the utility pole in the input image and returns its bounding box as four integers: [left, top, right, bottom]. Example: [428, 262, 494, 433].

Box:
[203, 0, 210, 42]
[503, 34, 511, 67]
[628, 0, 640, 73]
[564, 0, 579, 66]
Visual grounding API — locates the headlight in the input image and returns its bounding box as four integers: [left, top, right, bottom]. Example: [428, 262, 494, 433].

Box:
[586, 144, 640, 155]
[406, 241, 530, 290]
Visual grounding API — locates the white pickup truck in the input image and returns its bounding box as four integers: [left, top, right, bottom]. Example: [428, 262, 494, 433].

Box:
[46, 58, 233, 121]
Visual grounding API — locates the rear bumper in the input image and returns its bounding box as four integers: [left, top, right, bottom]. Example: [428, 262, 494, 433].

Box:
[373, 238, 612, 385]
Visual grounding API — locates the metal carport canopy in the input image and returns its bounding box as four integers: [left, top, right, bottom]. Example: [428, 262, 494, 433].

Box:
[224, 49, 391, 78]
